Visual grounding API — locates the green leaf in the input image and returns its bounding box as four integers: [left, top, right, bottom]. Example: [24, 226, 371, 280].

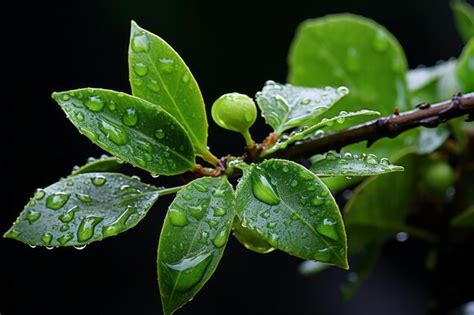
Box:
[129, 21, 212, 160]
[232, 217, 275, 254]
[158, 176, 235, 315]
[52, 88, 195, 176]
[70, 155, 123, 176]
[341, 241, 382, 300]
[262, 109, 380, 156]
[451, 0, 474, 43]
[255, 81, 348, 135]
[344, 150, 417, 254]
[4, 173, 160, 247]
[289, 14, 416, 191]
[310, 151, 404, 177]
[234, 159, 348, 268]
[456, 39, 474, 91]
[451, 207, 474, 228]
[407, 59, 460, 104]
[289, 14, 411, 119]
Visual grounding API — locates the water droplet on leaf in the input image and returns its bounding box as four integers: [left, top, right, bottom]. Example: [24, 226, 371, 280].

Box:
[77, 216, 103, 243]
[85, 96, 105, 112]
[46, 192, 70, 210]
[251, 170, 280, 205]
[169, 207, 189, 227]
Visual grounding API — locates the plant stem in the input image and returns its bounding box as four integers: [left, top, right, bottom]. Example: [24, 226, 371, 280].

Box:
[242, 129, 256, 149]
[269, 92, 474, 160]
[159, 185, 185, 196]
[201, 149, 219, 166]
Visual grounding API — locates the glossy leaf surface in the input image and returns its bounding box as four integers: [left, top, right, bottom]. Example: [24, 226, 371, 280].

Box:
[52, 89, 195, 175]
[263, 109, 379, 156]
[128, 21, 209, 157]
[344, 151, 417, 253]
[255, 81, 348, 135]
[232, 217, 275, 254]
[158, 177, 234, 315]
[311, 151, 404, 177]
[70, 155, 123, 176]
[235, 159, 348, 268]
[451, 0, 474, 43]
[289, 14, 411, 120]
[4, 173, 160, 247]
[457, 39, 474, 91]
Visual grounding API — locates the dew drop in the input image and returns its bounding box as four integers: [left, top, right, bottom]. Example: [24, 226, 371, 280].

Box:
[192, 183, 208, 193]
[131, 32, 149, 52]
[213, 207, 225, 217]
[182, 73, 190, 83]
[77, 216, 103, 243]
[26, 210, 41, 223]
[373, 30, 389, 52]
[99, 120, 129, 145]
[84, 96, 105, 112]
[59, 206, 78, 223]
[57, 233, 74, 245]
[60, 225, 70, 232]
[154, 129, 165, 140]
[102, 206, 138, 237]
[133, 63, 148, 76]
[74, 244, 87, 250]
[365, 154, 378, 165]
[316, 218, 338, 240]
[337, 86, 349, 96]
[311, 197, 325, 206]
[208, 219, 219, 228]
[251, 170, 280, 205]
[108, 101, 116, 111]
[4, 229, 21, 238]
[213, 227, 227, 248]
[122, 108, 138, 127]
[76, 193, 92, 203]
[260, 210, 271, 219]
[163, 251, 212, 291]
[290, 179, 298, 187]
[158, 58, 174, 73]
[41, 233, 53, 245]
[46, 192, 70, 210]
[267, 222, 277, 229]
[169, 207, 189, 227]
[379, 157, 390, 165]
[146, 79, 161, 93]
[314, 248, 332, 262]
[34, 189, 46, 200]
[91, 175, 107, 186]
[75, 112, 85, 121]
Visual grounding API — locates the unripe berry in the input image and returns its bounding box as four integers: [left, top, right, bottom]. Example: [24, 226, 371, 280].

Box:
[422, 161, 454, 193]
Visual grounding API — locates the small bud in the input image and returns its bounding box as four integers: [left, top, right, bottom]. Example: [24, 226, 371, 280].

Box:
[211, 93, 257, 147]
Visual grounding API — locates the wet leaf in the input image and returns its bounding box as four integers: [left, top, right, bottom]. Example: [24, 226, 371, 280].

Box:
[52, 88, 195, 176]
[234, 159, 348, 268]
[70, 155, 123, 176]
[255, 81, 348, 135]
[451, 207, 474, 228]
[158, 176, 235, 315]
[311, 151, 404, 177]
[232, 217, 275, 254]
[451, 0, 474, 43]
[4, 173, 160, 247]
[457, 39, 474, 92]
[129, 21, 211, 159]
[263, 109, 379, 156]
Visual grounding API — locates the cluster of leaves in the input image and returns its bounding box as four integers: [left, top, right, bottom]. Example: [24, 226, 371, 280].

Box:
[4, 1, 474, 314]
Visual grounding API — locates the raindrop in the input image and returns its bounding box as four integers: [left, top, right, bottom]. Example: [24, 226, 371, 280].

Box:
[77, 216, 103, 243]
[84, 96, 105, 112]
[316, 218, 339, 240]
[290, 180, 298, 187]
[57, 233, 74, 245]
[74, 245, 87, 250]
[146, 79, 161, 93]
[325, 151, 338, 160]
[60, 225, 70, 232]
[91, 176, 107, 186]
[133, 63, 148, 76]
[213, 228, 227, 248]
[46, 192, 70, 210]
[379, 157, 390, 165]
[41, 233, 53, 245]
[155, 129, 165, 140]
[192, 183, 208, 193]
[4, 229, 21, 238]
[34, 189, 46, 200]
[213, 207, 225, 217]
[373, 30, 389, 52]
[169, 207, 189, 227]
[365, 154, 378, 165]
[163, 251, 212, 291]
[313, 248, 331, 262]
[75, 112, 85, 121]
[59, 206, 78, 223]
[182, 73, 190, 83]
[131, 32, 150, 52]
[76, 193, 92, 203]
[158, 58, 174, 73]
[26, 210, 41, 223]
[337, 86, 349, 96]
[267, 222, 277, 229]
[251, 170, 280, 205]
[99, 120, 128, 145]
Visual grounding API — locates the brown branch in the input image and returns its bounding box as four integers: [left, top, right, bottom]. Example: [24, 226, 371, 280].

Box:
[269, 92, 474, 160]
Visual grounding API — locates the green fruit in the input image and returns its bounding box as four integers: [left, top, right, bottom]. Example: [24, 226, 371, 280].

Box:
[211, 93, 257, 146]
[422, 161, 454, 193]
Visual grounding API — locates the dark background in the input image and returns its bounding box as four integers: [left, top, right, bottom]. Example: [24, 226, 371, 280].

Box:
[2, 0, 473, 314]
